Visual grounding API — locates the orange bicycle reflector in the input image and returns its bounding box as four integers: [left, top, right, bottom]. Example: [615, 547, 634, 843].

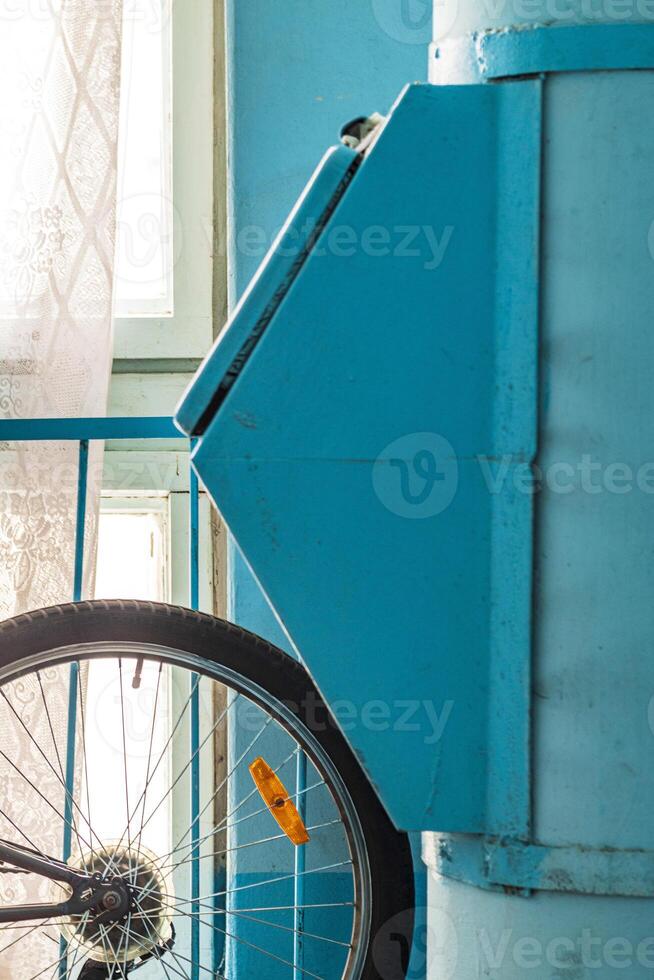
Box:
[249, 757, 310, 846]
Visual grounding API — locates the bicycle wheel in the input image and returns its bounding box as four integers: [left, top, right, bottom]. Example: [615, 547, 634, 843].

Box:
[0, 601, 414, 979]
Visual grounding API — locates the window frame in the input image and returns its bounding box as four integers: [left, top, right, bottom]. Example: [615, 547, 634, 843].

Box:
[100, 476, 216, 612]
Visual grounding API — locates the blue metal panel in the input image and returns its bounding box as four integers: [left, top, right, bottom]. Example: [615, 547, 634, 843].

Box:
[176, 145, 359, 437]
[432, 23, 654, 84]
[178, 81, 541, 832]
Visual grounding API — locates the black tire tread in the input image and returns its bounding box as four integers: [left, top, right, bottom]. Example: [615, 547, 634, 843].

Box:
[0, 601, 414, 979]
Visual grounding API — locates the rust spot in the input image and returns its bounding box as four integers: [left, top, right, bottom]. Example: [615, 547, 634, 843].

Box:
[234, 411, 258, 430]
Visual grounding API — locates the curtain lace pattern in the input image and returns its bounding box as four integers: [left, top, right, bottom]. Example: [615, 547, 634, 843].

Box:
[0, 1, 123, 975]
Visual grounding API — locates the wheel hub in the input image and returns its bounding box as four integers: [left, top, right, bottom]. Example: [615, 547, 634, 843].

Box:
[95, 881, 131, 921]
[63, 843, 173, 963]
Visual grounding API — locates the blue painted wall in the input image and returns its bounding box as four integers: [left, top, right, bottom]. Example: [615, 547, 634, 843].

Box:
[224, 2, 426, 974]
[225, 2, 429, 645]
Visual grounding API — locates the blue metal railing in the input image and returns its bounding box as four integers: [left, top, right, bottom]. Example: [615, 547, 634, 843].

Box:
[189, 442, 202, 972]
[0, 416, 181, 442]
[0, 417, 207, 980]
[57, 440, 91, 977]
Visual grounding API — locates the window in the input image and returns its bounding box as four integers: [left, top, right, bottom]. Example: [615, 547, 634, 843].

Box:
[112, 0, 215, 360]
[96, 497, 169, 600]
[114, 1, 174, 318]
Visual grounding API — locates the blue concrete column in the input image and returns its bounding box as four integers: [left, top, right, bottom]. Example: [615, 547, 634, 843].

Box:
[427, 2, 654, 977]
[225, 3, 426, 975]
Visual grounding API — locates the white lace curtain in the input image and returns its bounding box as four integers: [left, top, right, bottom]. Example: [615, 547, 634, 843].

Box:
[0, 1, 123, 974]
[0, 0, 123, 609]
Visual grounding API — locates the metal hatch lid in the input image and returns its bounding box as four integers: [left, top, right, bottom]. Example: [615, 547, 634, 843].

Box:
[175, 142, 360, 437]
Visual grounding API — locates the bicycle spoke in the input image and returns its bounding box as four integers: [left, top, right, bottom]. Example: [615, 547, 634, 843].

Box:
[115, 910, 190, 980]
[108, 672, 202, 875]
[0, 801, 77, 877]
[233, 901, 356, 913]
[0, 639, 366, 980]
[118, 659, 132, 871]
[132, 662, 163, 885]
[154, 818, 342, 879]
[220, 908, 352, 949]
[152, 752, 321, 880]
[0, 743, 98, 863]
[136, 691, 237, 843]
[98, 916, 186, 980]
[33, 673, 89, 867]
[67, 919, 93, 978]
[76, 664, 99, 872]
[145, 697, 263, 862]
[24, 912, 96, 980]
[0, 687, 102, 869]
[0, 921, 51, 956]
[152, 859, 353, 910]
[154, 898, 326, 980]
[116, 909, 133, 977]
[156, 894, 352, 952]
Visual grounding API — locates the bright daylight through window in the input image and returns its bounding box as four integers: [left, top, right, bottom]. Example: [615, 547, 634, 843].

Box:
[114, 0, 173, 317]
